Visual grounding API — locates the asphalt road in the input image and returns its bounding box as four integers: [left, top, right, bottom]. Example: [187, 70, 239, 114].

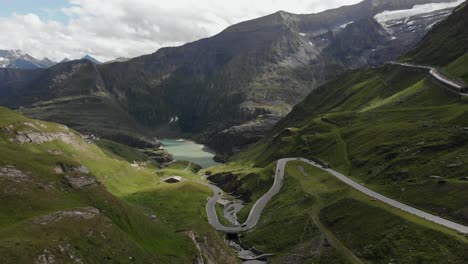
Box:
[205, 158, 296, 233]
[206, 158, 468, 234]
[389, 61, 466, 90]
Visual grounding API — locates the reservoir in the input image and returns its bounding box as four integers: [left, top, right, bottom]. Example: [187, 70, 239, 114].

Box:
[160, 139, 219, 168]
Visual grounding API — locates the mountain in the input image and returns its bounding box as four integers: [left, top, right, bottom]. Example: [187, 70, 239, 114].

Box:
[0, 49, 57, 69]
[206, 2, 468, 261]
[82, 54, 102, 64]
[39, 57, 56, 67]
[1, 1, 467, 263]
[0, 106, 237, 263]
[0, 59, 161, 148]
[238, 0, 468, 198]
[0, 0, 461, 154]
[60, 57, 71, 63]
[105, 57, 130, 64]
[403, 0, 468, 65]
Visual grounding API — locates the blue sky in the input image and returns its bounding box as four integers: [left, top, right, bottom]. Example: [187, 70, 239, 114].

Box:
[0, 0, 70, 22]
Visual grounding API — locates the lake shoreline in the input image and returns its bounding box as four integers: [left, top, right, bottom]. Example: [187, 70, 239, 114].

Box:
[160, 139, 220, 168]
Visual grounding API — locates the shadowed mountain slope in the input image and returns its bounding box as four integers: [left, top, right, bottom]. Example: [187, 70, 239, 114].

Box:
[0, 0, 460, 155]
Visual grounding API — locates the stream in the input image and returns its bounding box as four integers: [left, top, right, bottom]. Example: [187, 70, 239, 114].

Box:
[161, 139, 268, 263]
[222, 199, 268, 264]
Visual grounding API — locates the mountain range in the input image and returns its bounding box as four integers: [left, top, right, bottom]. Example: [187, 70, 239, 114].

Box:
[0, 50, 103, 69]
[0, 50, 56, 69]
[0, 0, 467, 263]
[0, 0, 462, 157]
[208, 1, 468, 261]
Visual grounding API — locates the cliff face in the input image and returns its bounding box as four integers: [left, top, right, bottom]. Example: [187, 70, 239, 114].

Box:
[0, 0, 460, 154]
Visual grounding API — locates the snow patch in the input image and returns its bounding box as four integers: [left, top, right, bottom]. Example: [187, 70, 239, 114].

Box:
[308, 41, 314, 46]
[298, 32, 306, 36]
[0, 57, 9, 67]
[168, 116, 179, 124]
[339, 21, 354, 29]
[426, 20, 443, 30]
[374, 0, 464, 23]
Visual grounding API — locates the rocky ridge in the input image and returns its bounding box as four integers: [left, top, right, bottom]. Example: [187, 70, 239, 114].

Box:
[0, 0, 461, 157]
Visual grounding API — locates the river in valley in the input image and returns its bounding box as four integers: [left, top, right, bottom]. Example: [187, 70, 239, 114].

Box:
[160, 139, 267, 263]
[160, 139, 219, 168]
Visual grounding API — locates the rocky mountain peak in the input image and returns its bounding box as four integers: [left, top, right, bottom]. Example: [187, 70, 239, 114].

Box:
[81, 55, 102, 64]
[0, 49, 57, 69]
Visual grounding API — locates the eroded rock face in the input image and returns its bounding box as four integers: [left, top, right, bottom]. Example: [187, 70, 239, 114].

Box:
[33, 207, 101, 226]
[11, 131, 76, 145]
[34, 249, 56, 264]
[140, 148, 174, 164]
[59, 163, 96, 188]
[74, 166, 90, 174]
[0, 166, 31, 182]
[57, 244, 84, 264]
[64, 175, 97, 189]
[208, 114, 282, 161]
[0, 166, 58, 194]
[187, 231, 238, 264]
[56, 163, 90, 174]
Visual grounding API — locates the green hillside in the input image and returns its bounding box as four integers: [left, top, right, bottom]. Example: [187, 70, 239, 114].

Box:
[207, 62, 468, 263]
[205, 4, 468, 261]
[1, 1, 468, 263]
[0, 107, 236, 263]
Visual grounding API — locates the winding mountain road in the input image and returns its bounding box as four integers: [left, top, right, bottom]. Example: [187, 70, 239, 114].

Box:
[206, 158, 468, 234]
[388, 61, 467, 94]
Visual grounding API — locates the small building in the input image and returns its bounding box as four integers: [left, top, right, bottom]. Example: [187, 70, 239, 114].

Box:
[163, 176, 182, 183]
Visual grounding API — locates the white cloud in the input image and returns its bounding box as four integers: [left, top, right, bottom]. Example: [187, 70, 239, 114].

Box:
[0, 0, 361, 62]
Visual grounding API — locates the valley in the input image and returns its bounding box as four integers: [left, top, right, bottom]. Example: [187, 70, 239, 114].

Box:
[0, 0, 463, 160]
[0, 0, 468, 263]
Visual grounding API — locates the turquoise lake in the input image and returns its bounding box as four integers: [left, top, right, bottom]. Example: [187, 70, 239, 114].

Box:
[160, 139, 220, 168]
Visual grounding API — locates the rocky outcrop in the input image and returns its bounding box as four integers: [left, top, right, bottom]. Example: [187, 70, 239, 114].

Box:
[140, 148, 174, 164]
[54, 162, 98, 189]
[187, 231, 238, 264]
[55, 163, 97, 189]
[64, 175, 97, 189]
[0, 165, 31, 182]
[55, 163, 90, 174]
[0, 166, 59, 194]
[208, 114, 282, 161]
[34, 249, 56, 264]
[12, 131, 76, 145]
[33, 207, 101, 226]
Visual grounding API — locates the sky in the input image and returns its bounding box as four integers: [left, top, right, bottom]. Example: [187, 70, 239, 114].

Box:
[0, 0, 362, 62]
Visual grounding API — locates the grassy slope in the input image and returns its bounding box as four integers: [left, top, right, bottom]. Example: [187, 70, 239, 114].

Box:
[231, 65, 468, 225]
[95, 139, 150, 162]
[445, 52, 468, 82]
[0, 107, 237, 263]
[213, 159, 468, 263]
[207, 62, 468, 262]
